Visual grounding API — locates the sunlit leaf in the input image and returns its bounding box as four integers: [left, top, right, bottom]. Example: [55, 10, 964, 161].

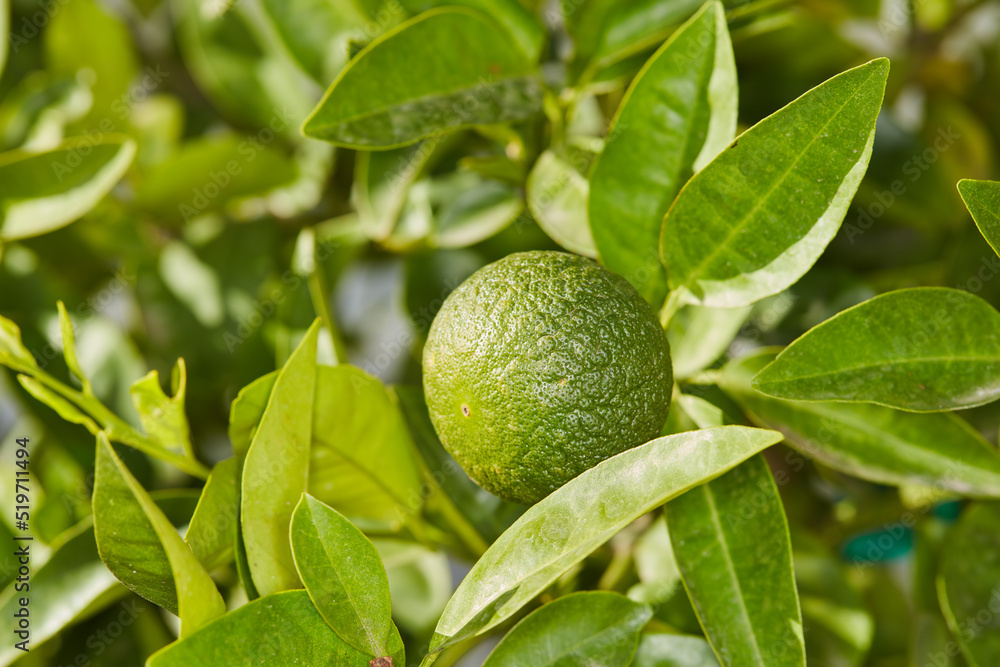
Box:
[753, 288, 1000, 412]
[241, 320, 320, 595]
[290, 495, 405, 664]
[426, 426, 782, 654]
[661, 59, 889, 308]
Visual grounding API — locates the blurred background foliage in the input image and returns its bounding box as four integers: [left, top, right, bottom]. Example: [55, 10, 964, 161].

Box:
[0, 0, 998, 664]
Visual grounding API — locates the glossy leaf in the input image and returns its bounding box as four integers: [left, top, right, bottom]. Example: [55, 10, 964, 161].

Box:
[303, 8, 543, 148]
[668, 305, 751, 380]
[309, 365, 424, 529]
[631, 634, 721, 667]
[958, 179, 1000, 258]
[427, 426, 783, 653]
[185, 457, 239, 571]
[721, 350, 1000, 497]
[94, 434, 225, 635]
[753, 288, 1000, 412]
[526, 150, 599, 257]
[401, 0, 545, 62]
[290, 495, 404, 663]
[0, 135, 135, 241]
[661, 59, 889, 308]
[589, 1, 736, 305]
[130, 359, 195, 457]
[938, 502, 1000, 666]
[147, 590, 376, 666]
[482, 591, 652, 666]
[241, 320, 320, 595]
[0, 523, 122, 666]
[667, 454, 805, 667]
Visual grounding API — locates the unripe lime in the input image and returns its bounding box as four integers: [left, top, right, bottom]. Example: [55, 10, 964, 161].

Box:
[423, 251, 672, 504]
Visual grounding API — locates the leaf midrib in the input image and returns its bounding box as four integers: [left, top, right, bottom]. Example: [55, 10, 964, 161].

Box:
[760, 354, 1000, 386]
[700, 483, 766, 665]
[309, 510, 385, 655]
[679, 65, 880, 287]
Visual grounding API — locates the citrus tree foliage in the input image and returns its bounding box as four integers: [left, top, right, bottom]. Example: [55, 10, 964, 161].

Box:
[1, 0, 1000, 665]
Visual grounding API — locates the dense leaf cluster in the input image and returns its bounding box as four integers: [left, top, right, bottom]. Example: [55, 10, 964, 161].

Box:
[1, 0, 999, 665]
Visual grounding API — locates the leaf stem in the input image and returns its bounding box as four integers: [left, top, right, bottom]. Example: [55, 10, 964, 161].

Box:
[29, 368, 210, 479]
[307, 268, 348, 364]
[659, 290, 685, 329]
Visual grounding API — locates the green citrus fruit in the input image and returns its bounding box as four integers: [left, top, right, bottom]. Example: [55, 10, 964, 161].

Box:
[422, 250, 673, 504]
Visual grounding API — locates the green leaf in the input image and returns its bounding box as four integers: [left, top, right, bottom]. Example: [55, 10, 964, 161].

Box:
[427, 426, 783, 653]
[309, 365, 424, 529]
[228, 371, 278, 463]
[0, 315, 38, 374]
[721, 350, 1000, 497]
[0, 522, 122, 666]
[484, 591, 651, 666]
[185, 457, 239, 571]
[631, 633, 721, 667]
[526, 150, 599, 257]
[661, 58, 889, 308]
[303, 8, 543, 148]
[589, 0, 736, 306]
[130, 359, 195, 457]
[593, 0, 706, 67]
[668, 305, 751, 380]
[57, 300, 92, 395]
[666, 454, 805, 667]
[147, 590, 376, 666]
[290, 495, 405, 664]
[938, 502, 1000, 666]
[17, 375, 100, 434]
[93, 433, 225, 635]
[752, 288, 1000, 412]
[401, 0, 545, 62]
[0, 135, 136, 241]
[241, 319, 320, 595]
[136, 133, 298, 222]
[958, 179, 1000, 258]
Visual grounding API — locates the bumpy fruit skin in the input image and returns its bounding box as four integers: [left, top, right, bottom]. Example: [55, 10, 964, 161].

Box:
[422, 251, 672, 504]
